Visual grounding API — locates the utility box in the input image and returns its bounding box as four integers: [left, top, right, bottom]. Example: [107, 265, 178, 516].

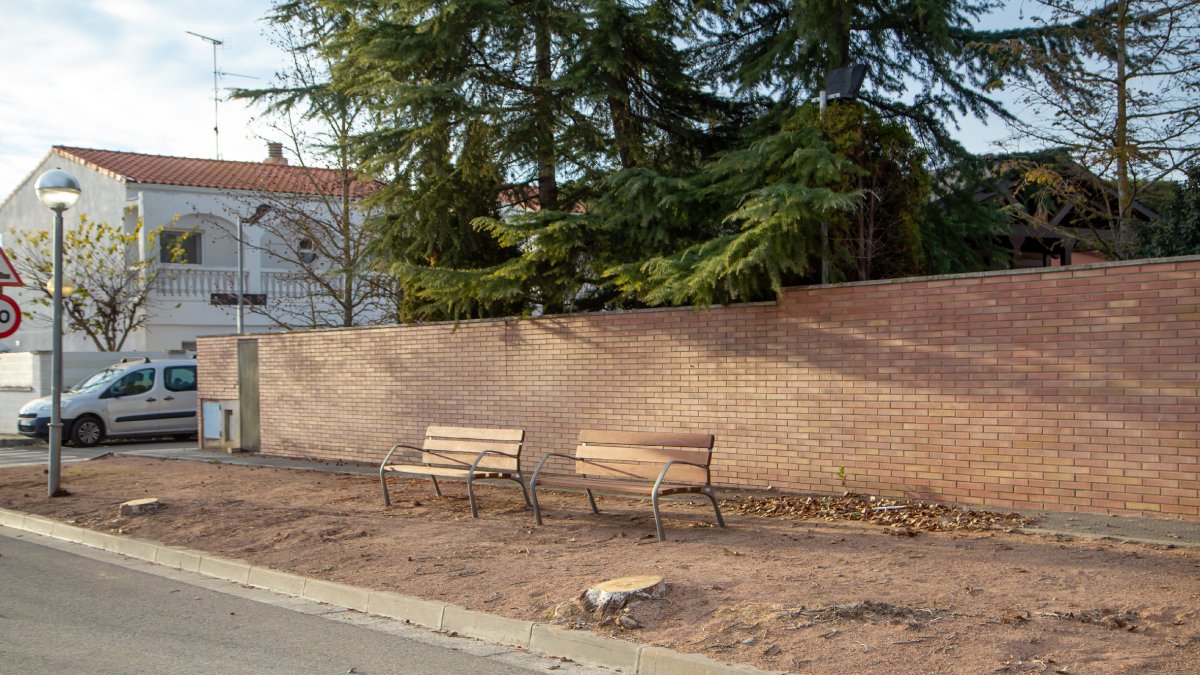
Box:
[200, 399, 240, 452]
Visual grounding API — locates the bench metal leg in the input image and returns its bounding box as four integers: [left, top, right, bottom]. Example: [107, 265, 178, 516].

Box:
[430, 476, 443, 497]
[467, 478, 479, 519]
[585, 489, 600, 514]
[704, 488, 726, 528]
[514, 475, 532, 508]
[380, 473, 392, 507]
[651, 489, 667, 542]
[531, 483, 544, 525]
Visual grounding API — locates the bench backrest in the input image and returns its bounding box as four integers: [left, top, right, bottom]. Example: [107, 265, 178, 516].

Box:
[575, 430, 714, 483]
[422, 426, 524, 471]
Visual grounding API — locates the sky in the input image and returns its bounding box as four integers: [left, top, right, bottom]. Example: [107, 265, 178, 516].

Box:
[0, 0, 287, 192]
[0, 1, 1033, 195]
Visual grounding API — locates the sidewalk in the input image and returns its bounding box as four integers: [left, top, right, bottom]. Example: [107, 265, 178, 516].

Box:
[0, 433, 39, 448]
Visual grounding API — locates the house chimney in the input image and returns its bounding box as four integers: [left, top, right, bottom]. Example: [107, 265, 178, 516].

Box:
[264, 142, 288, 166]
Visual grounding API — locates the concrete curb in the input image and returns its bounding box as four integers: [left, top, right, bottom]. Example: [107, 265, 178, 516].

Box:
[532, 624, 642, 672]
[302, 578, 371, 613]
[442, 605, 535, 647]
[365, 591, 446, 630]
[0, 507, 777, 674]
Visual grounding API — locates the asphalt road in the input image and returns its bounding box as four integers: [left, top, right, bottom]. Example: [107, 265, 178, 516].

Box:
[0, 530, 579, 675]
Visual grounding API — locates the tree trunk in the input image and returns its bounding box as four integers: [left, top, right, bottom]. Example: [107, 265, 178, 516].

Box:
[1114, 0, 1132, 258]
[533, 1, 558, 211]
[341, 164, 355, 328]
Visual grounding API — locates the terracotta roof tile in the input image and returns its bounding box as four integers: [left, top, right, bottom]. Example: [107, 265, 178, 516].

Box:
[54, 146, 376, 197]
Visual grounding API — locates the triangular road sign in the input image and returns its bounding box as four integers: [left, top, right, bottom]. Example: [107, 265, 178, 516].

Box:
[0, 248, 22, 287]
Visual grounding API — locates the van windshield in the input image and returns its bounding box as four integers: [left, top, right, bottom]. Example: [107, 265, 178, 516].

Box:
[70, 367, 123, 393]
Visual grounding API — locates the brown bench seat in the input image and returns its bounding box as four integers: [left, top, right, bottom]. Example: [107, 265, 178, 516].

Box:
[379, 426, 529, 518]
[529, 430, 726, 541]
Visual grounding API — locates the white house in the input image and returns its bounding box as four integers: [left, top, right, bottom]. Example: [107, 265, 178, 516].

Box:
[0, 144, 378, 353]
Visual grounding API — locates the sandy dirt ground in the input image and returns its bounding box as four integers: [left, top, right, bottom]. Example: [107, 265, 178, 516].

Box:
[1, 456, 1198, 674]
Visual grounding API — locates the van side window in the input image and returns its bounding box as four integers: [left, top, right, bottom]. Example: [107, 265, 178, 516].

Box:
[115, 368, 155, 396]
[165, 366, 197, 392]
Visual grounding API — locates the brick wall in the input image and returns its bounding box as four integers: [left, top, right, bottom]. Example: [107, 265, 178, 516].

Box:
[198, 258, 1200, 518]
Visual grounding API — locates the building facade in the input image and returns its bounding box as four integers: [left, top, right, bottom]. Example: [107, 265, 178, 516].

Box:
[0, 144, 379, 353]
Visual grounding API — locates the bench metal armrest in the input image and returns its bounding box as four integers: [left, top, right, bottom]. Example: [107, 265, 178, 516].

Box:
[530, 452, 580, 487]
[467, 449, 521, 481]
[652, 459, 712, 495]
[380, 443, 424, 477]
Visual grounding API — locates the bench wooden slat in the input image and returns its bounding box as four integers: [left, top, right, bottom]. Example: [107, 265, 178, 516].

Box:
[574, 460, 707, 482]
[422, 439, 522, 470]
[420, 451, 518, 471]
[383, 465, 513, 479]
[576, 444, 710, 465]
[423, 438, 522, 454]
[427, 426, 524, 442]
[578, 430, 713, 448]
[534, 475, 705, 495]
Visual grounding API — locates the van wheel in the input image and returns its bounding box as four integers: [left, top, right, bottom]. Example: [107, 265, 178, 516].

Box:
[70, 416, 105, 447]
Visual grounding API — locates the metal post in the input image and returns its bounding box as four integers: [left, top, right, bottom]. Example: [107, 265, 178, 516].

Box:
[236, 215, 243, 334]
[819, 90, 829, 285]
[48, 207, 65, 496]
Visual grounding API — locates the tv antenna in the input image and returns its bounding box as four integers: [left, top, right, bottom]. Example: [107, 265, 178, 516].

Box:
[186, 30, 259, 159]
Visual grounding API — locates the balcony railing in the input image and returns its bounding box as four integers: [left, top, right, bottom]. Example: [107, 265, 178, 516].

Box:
[262, 270, 312, 299]
[153, 266, 370, 302]
[153, 267, 319, 300]
[153, 267, 245, 298]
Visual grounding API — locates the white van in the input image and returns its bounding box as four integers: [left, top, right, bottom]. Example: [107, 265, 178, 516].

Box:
[17, 357, 198, 447]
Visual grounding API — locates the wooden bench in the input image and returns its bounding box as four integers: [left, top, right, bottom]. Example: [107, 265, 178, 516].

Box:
[529, 430, 726, 541]
[379, 426, 529, 518]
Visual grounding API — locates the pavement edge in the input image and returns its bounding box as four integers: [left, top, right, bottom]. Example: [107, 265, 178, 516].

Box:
[0, 507, 776, 675]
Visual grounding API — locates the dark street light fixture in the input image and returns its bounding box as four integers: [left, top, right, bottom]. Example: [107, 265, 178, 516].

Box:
[35, 168, 82, 497]
[823, 64, 868, 103]
[814, 64, 867, 284]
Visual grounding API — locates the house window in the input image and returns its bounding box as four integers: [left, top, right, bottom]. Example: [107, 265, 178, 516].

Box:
[299, 237, 317, 264]
[161, 230, 201, 264]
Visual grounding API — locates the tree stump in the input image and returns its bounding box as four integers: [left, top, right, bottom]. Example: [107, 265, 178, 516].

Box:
[119, 498, 160, 516]
[584, 575, 666, 616]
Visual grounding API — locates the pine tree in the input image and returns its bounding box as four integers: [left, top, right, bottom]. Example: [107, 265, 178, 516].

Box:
[604, 103, 937, 306]
[691, 0, 1014, 162]
[262, 1, 1026, 317]
[284, 0, 729, 318]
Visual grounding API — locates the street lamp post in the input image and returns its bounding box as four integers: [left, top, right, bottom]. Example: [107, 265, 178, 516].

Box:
[815, 64, 867, 285]
[236, 204, 271, 334]
[35, 169, 81, 498]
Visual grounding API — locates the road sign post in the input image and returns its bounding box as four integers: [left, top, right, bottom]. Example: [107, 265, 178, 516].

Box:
[0, 294, 19, 339]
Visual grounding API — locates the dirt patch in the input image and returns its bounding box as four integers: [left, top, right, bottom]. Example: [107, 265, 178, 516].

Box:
[2, 456, 1198, 674]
